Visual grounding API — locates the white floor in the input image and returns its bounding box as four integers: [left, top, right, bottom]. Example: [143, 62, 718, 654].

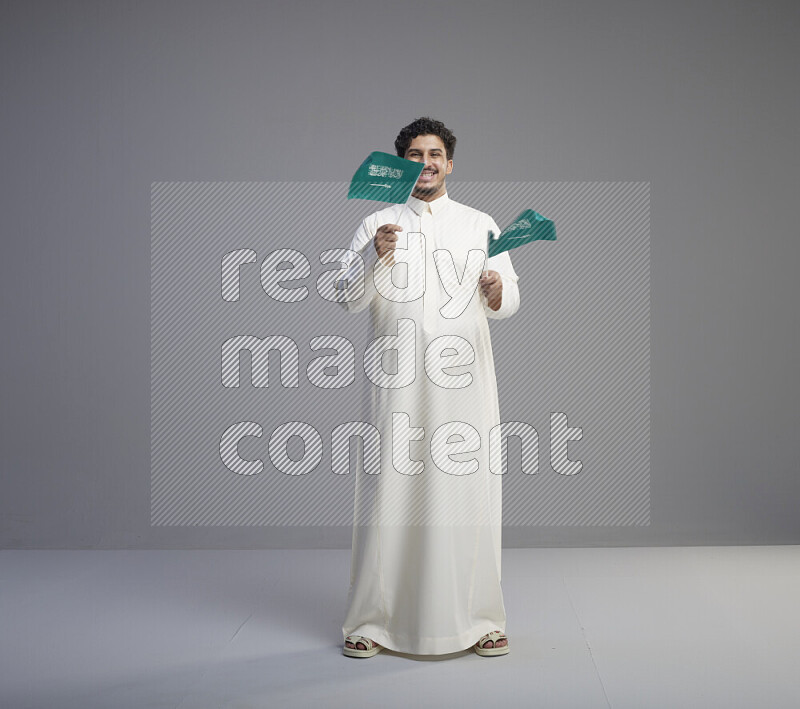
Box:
[1, 546, 798, 709]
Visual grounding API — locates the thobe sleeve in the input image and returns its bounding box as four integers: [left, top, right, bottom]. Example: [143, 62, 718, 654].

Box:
[335, 213, 384, 314]
[483, 216, 521, 320]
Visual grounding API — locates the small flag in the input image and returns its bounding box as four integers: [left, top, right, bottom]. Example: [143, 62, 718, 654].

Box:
[347, 151, 425, 204]
[488, 209, 556, 258]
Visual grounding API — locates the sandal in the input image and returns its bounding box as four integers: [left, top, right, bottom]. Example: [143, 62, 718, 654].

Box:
[343, 634, 383, 658]
[474, 630, 510, 656]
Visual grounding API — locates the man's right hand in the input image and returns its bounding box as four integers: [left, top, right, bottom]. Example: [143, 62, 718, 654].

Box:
[374, 224, 403, 265]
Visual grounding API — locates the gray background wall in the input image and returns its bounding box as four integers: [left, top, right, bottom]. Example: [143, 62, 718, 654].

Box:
[1, 0, 797, 548]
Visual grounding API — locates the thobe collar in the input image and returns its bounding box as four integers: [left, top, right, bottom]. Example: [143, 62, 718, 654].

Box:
[406, 191, 450, 217]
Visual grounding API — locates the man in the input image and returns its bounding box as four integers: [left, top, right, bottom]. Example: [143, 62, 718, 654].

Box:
[338, 117, 519, 657]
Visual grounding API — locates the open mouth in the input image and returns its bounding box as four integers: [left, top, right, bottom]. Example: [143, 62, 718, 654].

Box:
[419, 170, 437, 181]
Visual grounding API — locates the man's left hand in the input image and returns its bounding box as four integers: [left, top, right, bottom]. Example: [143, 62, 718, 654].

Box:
[480, 270, 503, 311]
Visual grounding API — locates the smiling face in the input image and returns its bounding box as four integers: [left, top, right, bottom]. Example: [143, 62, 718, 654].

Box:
[404, 134, 453, 201]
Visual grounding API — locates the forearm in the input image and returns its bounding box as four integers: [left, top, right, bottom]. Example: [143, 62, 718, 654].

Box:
[334, 225, 380, 314]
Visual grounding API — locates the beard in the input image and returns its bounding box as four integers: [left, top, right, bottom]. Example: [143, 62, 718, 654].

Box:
[412, 184, 438, 198]
[412, 174, 444, 198]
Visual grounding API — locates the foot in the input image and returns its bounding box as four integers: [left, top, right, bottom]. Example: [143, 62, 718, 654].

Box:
[479, 631, 507, 648]
[345, 637, 380, 651]
[474, 629, 510, 656]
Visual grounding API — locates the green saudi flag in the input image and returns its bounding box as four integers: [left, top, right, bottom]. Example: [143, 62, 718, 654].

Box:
[347, 151, 424, 204]
[488, 208, 556, 258]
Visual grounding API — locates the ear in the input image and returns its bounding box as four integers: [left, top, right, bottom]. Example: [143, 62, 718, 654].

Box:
[446, 159, 453, 175]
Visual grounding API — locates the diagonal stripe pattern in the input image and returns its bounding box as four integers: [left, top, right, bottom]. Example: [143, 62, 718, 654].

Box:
[151, 181, 649, 526]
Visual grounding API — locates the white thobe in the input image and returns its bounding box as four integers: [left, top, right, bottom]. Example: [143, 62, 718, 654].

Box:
[337, 191, 520, 655]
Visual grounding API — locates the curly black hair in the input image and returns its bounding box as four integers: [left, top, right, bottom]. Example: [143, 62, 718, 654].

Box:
[394, 117, 456, 161]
